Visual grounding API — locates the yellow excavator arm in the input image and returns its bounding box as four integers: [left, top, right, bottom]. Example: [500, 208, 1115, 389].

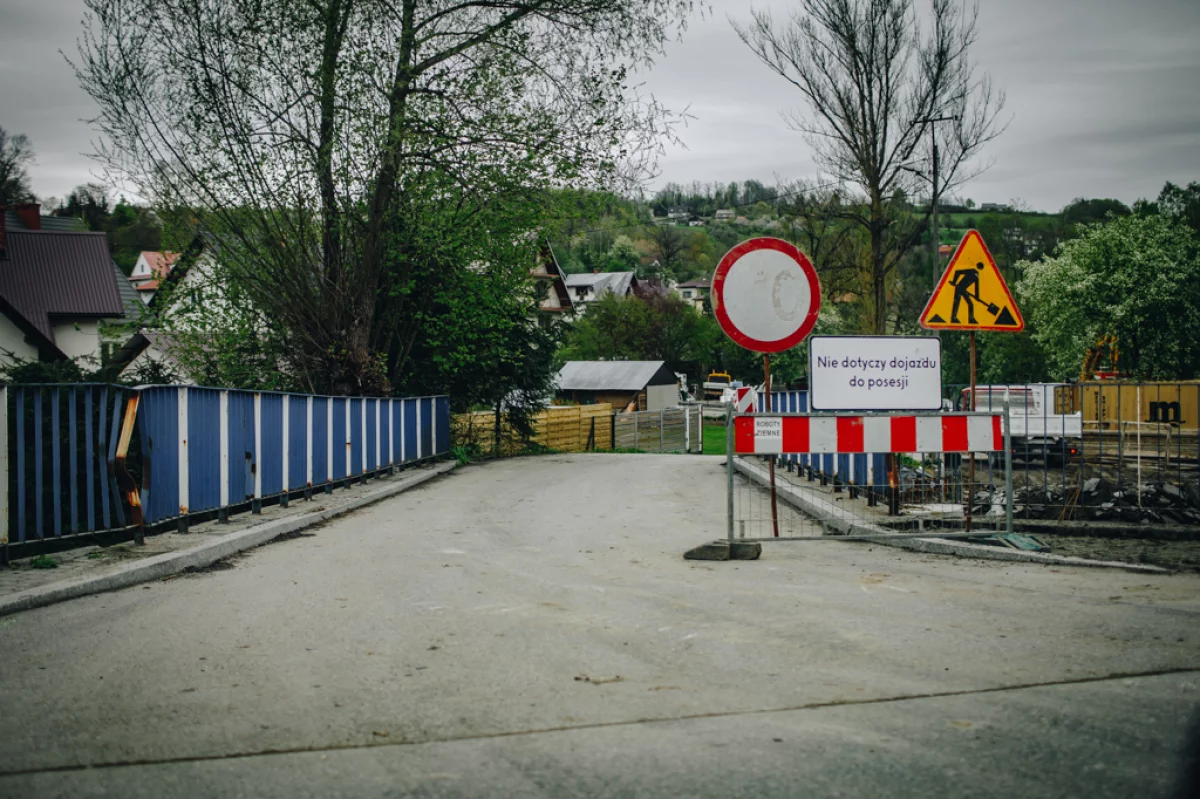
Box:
[1080, 335, 1119, 381]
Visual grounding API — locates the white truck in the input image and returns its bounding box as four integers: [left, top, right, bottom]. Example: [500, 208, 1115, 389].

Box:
[961, 384, 1083, 463]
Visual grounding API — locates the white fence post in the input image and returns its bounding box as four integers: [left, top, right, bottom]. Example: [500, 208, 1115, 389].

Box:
[281, 396, 290, 507]
[253, 393, 262, 513]
[306, 396, 313, 499]
[219, 390, 229, 521]
[326, 398, 334, 494]
[178, 387, 190, 531]
[361, 398, 368, 481]
[0, 384, 8, 552]
[344, 397, 351, 486]
[388, 399, 395, 470]
[375, 399, 381, 474]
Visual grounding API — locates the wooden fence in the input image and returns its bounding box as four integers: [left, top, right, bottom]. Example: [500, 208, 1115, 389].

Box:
[452, 404, 613, 456]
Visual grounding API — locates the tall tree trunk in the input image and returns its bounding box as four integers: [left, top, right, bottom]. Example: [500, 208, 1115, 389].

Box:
[871, 193, 887, 335]
[317, 0, 348, 288]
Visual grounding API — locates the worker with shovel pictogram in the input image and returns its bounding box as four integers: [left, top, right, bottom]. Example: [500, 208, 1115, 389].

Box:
[949, 262, 1000, 324]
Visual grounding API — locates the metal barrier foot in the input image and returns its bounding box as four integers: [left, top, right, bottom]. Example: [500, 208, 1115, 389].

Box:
[683, 540, 762, 561]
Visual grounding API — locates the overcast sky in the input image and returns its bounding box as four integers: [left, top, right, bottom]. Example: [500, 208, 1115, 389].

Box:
[1, 0, 1197, 212]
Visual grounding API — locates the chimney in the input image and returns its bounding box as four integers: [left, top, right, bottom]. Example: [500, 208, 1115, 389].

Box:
[0, 205, 6, 257]
[14, 202, 41, 231]
[593, 268, 599, 274]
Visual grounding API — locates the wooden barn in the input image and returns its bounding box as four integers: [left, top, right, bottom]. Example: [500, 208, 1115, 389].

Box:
[556, 361, 679, 413]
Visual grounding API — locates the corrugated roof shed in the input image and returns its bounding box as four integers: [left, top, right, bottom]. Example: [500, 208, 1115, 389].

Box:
[0, 231, 126, 342]
[564, 271, 636, 298]
[557, 361, 672, 391]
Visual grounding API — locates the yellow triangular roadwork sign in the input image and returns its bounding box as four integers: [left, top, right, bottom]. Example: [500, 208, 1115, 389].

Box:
[920, 230, 1025, 332]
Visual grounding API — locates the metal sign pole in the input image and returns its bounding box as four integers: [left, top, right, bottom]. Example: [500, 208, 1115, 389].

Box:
[1004, 398, 1014, 536]
[966, 331, 976, 533]
[765, 354, 779, 538]
[726, 410, 735, 543]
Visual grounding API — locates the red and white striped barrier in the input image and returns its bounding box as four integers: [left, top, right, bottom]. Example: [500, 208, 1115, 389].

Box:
[734, 414, 1003, 455]
[734, 386, 757, 414]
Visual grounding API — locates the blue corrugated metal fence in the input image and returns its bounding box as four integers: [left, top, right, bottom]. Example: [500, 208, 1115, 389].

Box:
[2, 383, 451, 547]
[136, 387, 450, 527]
[2, 384, 131, 544]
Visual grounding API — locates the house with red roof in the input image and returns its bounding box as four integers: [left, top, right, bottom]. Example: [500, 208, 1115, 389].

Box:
[129, 250, 181, 304]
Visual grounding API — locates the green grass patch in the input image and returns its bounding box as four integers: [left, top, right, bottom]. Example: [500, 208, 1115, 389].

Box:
[702, 422, 728, 455]
[30, 555, 58, 569]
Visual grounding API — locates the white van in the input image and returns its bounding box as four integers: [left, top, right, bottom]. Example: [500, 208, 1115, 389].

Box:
[960, 385, 1083, 463]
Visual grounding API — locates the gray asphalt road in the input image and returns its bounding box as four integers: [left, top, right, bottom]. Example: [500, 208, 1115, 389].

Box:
[2, 454, 1198, 798]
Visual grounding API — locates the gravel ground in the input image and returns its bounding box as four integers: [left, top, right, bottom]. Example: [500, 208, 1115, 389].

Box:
[1039, 535, 1200, 572]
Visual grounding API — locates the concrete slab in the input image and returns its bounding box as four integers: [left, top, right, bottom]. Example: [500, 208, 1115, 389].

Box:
[2, 673, 1196, 798]
[0, 462, 456, 617]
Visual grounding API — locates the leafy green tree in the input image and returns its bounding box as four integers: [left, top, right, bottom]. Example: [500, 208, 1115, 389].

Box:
[1136, 181, 1200, 234]
[75, 0, 697, 395]
[562, 293, 718, 381]
[404, 258, 563, 452]
[108, 201, 163, 274]
[607, 235, 643, 273]
[1019, 212, 1200, 380]
[644, 223, 686, 278]
[1059, 197, 1130, 240]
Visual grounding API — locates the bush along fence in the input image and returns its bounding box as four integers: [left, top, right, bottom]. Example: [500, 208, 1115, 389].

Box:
[1, 383, 450, 559]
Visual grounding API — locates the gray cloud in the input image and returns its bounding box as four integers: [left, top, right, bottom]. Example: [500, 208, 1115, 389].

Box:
[0, 0, 104, 203]
[642, 0, 1200, 211]
[1, 0, 1197, 211]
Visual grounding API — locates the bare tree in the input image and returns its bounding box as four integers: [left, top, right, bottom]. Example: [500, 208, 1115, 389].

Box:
[73, 0, 697, 394]
[645, 222, 687, 277]
[0, 126, 36, 205]
[734, 0, 1005, 333]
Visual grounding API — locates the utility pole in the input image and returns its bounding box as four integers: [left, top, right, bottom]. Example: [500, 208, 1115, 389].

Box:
[918, 116, 959, 289]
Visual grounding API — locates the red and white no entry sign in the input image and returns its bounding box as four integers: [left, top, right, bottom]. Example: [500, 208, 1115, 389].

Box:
[712, 238, 821, 353]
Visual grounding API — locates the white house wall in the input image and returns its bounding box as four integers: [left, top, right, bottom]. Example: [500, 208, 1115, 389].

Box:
[130, 253, 153, 279]
[0, 312, 40, 364]
[52, 320, 103, 362]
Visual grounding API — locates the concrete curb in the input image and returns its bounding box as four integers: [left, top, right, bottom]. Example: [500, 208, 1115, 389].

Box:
[731, 457, 1172, 575]
[0, 461, 457, 617]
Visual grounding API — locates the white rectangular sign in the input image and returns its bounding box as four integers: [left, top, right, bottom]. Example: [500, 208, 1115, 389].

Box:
[754, 416, 783, 453]
[808, 336, 942, 411]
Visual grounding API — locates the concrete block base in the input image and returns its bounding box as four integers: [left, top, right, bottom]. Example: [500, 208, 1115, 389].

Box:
[684, 540, 762, 561]
[684, 541, 730, 561]
[730, 541, 762, 560]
